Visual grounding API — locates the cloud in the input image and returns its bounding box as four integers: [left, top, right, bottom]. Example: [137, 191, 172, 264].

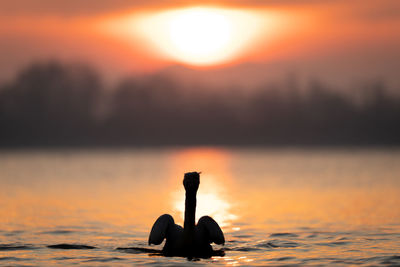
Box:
[0, 0, 348, 16]
[1, 0, 399, 24]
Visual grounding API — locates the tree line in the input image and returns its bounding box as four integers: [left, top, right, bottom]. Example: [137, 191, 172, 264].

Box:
[0, 61, 399, 147]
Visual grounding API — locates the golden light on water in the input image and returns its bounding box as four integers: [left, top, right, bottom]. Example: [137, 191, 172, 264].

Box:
[1, 150, 400, 265]
[169, 148, 237, 227]
[172, 173, 237, 228]
[1, 149, 399, 234]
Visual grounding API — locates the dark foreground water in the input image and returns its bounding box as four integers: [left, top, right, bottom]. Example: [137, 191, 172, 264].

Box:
[1, 148, 399, 266]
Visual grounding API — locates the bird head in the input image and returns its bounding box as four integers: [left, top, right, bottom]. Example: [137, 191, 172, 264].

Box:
[183, 172, 200, 192]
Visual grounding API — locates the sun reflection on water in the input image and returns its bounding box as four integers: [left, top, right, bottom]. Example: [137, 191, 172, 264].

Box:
[168, 148, 237, 228]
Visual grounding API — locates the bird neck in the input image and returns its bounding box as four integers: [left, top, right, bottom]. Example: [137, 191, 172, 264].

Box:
[184, 190, 197, 230]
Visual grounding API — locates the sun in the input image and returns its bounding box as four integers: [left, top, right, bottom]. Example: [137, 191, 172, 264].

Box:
[132, 7, 263, 66]
[168, 8, 232, 64]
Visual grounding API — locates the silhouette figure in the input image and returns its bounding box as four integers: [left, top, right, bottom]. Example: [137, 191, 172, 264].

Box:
[149, 172, 225, 258]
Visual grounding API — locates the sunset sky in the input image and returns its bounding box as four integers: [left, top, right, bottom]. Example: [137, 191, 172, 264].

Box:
[1, 0, 399, 89]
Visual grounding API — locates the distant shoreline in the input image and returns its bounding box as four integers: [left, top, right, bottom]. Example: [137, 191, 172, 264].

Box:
[1, 143, 400, 151]
[2, 62, 399, 148]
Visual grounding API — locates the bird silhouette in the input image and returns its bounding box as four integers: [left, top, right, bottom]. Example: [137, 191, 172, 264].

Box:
[148, 172, 225, 258]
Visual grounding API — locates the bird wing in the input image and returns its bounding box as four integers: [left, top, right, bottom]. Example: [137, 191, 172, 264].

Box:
[197, 216, 225, 245]
[148, 214, 175, 245]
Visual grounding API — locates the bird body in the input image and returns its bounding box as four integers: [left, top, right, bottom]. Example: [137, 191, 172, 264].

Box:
[148, 172, 224, 258]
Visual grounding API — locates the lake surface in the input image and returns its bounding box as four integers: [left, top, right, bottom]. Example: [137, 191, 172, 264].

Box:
[1, 148, 400, 266]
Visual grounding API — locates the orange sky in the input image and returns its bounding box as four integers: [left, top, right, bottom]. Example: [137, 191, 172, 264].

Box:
[0, 0, 399, 88]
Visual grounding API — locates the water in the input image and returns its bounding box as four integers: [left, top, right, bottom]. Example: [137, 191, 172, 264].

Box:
[1, 148, 399, 266]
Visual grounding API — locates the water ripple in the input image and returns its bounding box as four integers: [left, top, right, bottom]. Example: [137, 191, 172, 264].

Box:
[0, 244, 36, 251]
[47, 244, 96, 249]
[269, 233, 299, 238]
[228, 246, 261, 252]
[40, 230, 75, 235]
[83, 257, 125, 262]
[0, 257, 30, 261]
[116, 247, 162, 254]
[380, 255, 400, 265]
[2, 230, 24, 236]
[316, 241, 351, 246]
[267, 240, 301, 248]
